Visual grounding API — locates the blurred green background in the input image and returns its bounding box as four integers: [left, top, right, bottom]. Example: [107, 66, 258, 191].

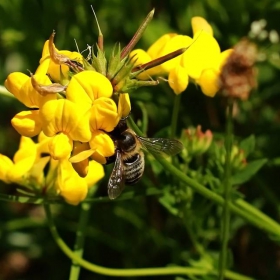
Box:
[1, 0, 280, 279]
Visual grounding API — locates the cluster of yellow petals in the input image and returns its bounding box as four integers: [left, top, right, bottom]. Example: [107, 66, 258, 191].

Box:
[0, 135, 104, 205]
[2, 38, 131, 204]
[131, 17, 232, 97]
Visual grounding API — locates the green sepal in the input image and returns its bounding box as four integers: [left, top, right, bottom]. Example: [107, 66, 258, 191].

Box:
[83, 58, 96, 71]
[91, 45, 107, 76]
[107, 43, 126, 80]
[111, 56, 135, 86]
[115, 78, 159, 93]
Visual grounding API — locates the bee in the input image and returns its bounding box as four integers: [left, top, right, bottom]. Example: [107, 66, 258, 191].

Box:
[106, 119, 183, 200]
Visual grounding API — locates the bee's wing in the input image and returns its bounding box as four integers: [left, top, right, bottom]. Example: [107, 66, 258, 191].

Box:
[137, 136, 183, 156]
[108, 149, 125, 200]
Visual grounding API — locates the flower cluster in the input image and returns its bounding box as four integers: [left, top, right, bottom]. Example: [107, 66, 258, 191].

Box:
[1, 10, 181, 204]
[131, 17, 233, 97]
[1, 11, 239, 204]
[2, 33, 132, 204]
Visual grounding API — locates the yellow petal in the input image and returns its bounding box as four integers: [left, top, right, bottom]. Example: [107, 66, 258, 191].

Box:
[147, 33, 178, 59]
[28, 156, 50, 187]
[168, 65, 189, 95]
[118, 93, 131, 118]
[48, 133, 73, 160]
[8, 142, 37, 183]
[40, 99, 91, 142]
[19, 74, 55, 108]
[16, 137, 36, 160]
[191, 17, 213, 36]
[198, 68, 220, 97]
[70, 150, 94, 163]
[39, 40, 51, 64]
[89, 130, 115, 164]
[181, 31, 220, 79]
[158, 35, 193, 73]
[130, 49, 152, 66]
[5, 72, 29, 101]
[0, 155, 14, 183]
[72, 159, 89, 178]
[56, 160, 88, 205]
[90, 97, 119, 132]
[5, 72, 55, 108]
[38, 40, 83, 83]
[35, 59, 49, 75]
[86, 160, 105, 187]
[11, 110, 42, 137]
[48, 51, 83, 82]
[70, 142, 92, 177]
[219, 49, 233, 69]
[130, 49, 153, 79]
[37, 132, 52, 155]
[66, 71, 113, 107]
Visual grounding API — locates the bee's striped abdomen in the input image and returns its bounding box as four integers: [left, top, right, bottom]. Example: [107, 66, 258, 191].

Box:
[123, 152, 145, 185]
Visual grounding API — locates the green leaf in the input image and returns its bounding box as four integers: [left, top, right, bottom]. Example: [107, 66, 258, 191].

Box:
[239, 135, 255, 156]
[159, 190, 179, 216]
[231, 158, 267, 185]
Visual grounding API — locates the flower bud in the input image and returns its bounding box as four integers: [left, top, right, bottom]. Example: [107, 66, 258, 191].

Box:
[181, 125, 213, 158]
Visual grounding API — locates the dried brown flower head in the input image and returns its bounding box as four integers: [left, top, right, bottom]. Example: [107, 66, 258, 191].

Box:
[219, 39, 257, 100]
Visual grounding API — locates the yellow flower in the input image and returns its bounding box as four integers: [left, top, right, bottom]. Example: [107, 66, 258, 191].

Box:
[66, 70, 113, 109]
[36, 40, 83, 83]
[168, 65, 189, 95]
[0, 133, 104, 205]
[131, 17, 232, 97]
[89, 130, 115, 164]
[11, 110, 43, 137]
[65, 71, 126, 166]
[55, 159, 104, 205]
[5, 72, 55, 108]
[90, 97, 119, 132]
[131, 34, 192, 79]
[40, 99, 91, 160]
[5, 72, 57, 137]
[118, 93, 131, 118]
[0, 136, 50, 188]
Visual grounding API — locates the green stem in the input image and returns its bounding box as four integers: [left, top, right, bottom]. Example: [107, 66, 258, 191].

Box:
[170, 94, 181, 138]
[219, 99, 234, 280]
[0, 85, 15, 98]
[69, 201, 92, 280]
[136, 101, 149, 135]
[127, 117, 280, 237]
[3, 217, 46, 230]
[0, 187, 168, 205]
[43, 204, 254, 280]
